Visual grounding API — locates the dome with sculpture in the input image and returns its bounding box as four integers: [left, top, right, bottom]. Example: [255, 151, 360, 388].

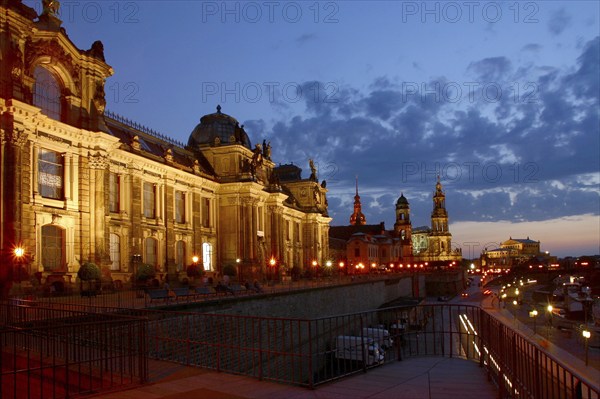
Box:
[187, 105, 252, 150]
[397, 193, 409, 206]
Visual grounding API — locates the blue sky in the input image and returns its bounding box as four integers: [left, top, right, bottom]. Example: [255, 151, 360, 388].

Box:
[26, 1, 599, 257]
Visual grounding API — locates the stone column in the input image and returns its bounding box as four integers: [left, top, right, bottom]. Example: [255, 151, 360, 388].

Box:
[89, 153, 108, 265]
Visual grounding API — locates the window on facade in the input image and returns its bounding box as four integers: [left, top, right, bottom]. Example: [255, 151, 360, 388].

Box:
[143, 182, 156, 218]
[202, 242, 212, 271]
[285, 220, 290, 240]
[175, 241, 185, 272]
[175, 191, 185, 223]
[354, 247, 360, 257]
[33, 66, 61, 120]
[42, 225, 64, 271]
[382, 249, 386, 257]
[202, 198, 210, 227]
[109, 233, 120, 270]
[145, 237, 157, 266]
[38, 149, 64, 200]
[109, 173, 120, 213]
[295, 223, 300, 242]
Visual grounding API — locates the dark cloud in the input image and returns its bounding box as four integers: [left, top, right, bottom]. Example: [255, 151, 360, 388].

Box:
[295, 33, 317, 45]
[521, 43, 542, 53]
[467, 57, 512, 82]
[548, 8, 572, 35]
[253, 36, 599, 228]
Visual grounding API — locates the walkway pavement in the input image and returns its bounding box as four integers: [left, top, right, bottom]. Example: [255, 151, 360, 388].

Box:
[95, 357, 498, 399]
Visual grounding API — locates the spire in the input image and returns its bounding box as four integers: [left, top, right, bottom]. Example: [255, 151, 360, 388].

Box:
[350, 175, 366, 225]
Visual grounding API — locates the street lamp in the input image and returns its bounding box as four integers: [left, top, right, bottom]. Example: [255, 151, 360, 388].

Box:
[547, 304, 553, 336]
[529, 309, 538, 334]
[582, 329, 591, 366]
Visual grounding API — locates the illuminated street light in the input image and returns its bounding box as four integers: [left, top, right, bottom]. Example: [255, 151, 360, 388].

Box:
[192, 255, 199, 264]
[312, 260, 317, 267]
[582, 329, 591, 366]
[529, 309, 538, 334]
[14, 247, 25, 258]
[326, 260, 332, 268]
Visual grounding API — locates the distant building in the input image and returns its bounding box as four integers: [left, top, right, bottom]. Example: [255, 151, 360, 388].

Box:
[0, 1, 330, 295]
[481, 237, 555, 270]
[329, 177, 461, 272]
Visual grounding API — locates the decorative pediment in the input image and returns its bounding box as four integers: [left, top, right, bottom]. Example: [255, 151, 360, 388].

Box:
[25, 38, 80, 87]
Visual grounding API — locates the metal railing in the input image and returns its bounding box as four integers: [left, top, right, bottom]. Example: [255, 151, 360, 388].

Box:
[2, 300, 597, 398]
[1, 302, 148, 399]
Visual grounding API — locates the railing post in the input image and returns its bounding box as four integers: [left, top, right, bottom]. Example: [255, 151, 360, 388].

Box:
[308, 319, 314, 389]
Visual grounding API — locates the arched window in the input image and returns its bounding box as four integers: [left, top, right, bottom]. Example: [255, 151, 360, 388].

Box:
[202, 242, 212, 271]
[109, 233, 121, 270]
[42, 224, 65, 271]
[145, 237, 158, 267]
[175, 241, 185, 272]
[33, 66, 61, 120]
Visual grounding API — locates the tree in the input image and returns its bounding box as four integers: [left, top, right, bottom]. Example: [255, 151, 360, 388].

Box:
[77, 262, 101, 295]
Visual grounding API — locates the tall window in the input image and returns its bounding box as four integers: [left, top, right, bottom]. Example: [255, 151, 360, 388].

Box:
[354, 247, 360, 257]
[143, 182, 156, 218]
[175, 241, 185, 272]
[202, 198, 210, 227]
[175, 191, 186, 223]
[109, 173, 120, 213]
[42, 225, 65, 271]
[109, 233, 121, 270]
[202, 242, 212, 271]
[38, 149, 64, 200]
[145, 237, 157, 266]
[33, 66, 61, 120]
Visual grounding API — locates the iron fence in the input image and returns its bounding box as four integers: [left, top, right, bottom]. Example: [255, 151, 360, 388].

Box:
[1, 302, 147, 399]
[2, 299, 598, 398]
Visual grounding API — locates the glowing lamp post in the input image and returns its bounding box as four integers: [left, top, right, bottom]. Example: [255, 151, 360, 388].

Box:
[529, 309, 538, 334]
[547, 305, 553, 336]
[582, 329, 591, 366]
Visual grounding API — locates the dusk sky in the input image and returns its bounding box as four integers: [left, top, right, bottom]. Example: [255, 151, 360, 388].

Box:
[25, 1, 599, 258]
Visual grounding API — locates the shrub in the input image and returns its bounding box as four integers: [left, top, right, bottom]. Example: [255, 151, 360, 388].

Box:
[186, 264, 203, 279]
[77, 262, 101, 281]
[222, 263, 237, 277]
[136, 263, 156, 282]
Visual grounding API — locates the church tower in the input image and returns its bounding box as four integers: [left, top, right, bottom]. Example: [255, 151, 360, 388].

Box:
[394, 193, 413, 261]
[430, 176, 452, 254]
[349, 177, 366, 225]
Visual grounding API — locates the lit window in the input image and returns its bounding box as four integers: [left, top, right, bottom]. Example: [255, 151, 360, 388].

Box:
[143, 182, 156, 218]
[109, 173, 120, 213]
[109, 233, 120, 270]
[42, 225, 65, 271]
[202, 242, 212, 271]
[175, 191, 186, 223]
[175, 241, 185, 272]
[38, 149, 63, 199]
[145, 237, 157, 266]
[33, 66, 61, 120]
[202, 198, 210, 227]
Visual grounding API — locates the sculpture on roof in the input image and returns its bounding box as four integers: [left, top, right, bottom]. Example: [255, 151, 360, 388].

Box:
[309, 159, 317, 181]
[42, 0, 60, 16]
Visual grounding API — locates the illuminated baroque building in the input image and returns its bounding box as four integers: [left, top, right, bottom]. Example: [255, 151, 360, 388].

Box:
[329, 176, 461, 272]
[0, 1, 330, 294]
[481, 237, 555, 270]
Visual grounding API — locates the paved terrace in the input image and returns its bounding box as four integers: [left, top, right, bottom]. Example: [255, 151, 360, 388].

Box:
[95, 357, 498, 399]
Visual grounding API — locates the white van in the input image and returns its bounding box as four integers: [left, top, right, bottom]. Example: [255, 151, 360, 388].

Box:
[335, 335, 385, 366]
[362, 327, 394, 349]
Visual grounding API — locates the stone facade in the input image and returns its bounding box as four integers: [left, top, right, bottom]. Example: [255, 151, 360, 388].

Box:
[0, 1, 330, 293]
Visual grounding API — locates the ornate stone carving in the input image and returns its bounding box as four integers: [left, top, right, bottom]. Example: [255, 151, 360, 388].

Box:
[88, 153, 108, 169]
[131, 135, 141, 151]
[193, 160, 201, 174]
[92, 80, 106, 114]
[6, 129, 28, 147]
[85, 40, 105, 62]
[9, 41, 24, 81]
[25, 39, 80, 88]
[164, 148, 174, 163]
